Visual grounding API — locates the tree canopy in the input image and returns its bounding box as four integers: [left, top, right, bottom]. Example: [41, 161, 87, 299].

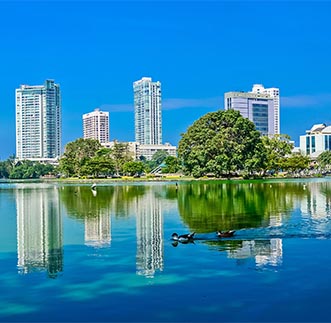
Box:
[178, 109, 266, 178]
[317, 151, 331, 169]
[59, 139, 136, 178]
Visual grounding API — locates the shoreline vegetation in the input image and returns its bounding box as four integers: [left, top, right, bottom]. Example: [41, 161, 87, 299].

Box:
[1, 171, 329, 185]
[2, 111, 331, 181]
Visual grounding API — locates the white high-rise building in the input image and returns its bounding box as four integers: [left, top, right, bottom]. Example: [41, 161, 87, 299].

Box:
[15, 80, 61, 161]
[83, 108, 109, 144]
[133, 77, 162, 145]
[252, 84, 280, 134]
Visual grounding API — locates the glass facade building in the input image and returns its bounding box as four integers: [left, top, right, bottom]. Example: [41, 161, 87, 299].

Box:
[15, 80, 61, 161]
[224, 91, 275, 136]
[133, 77, 162, 145]
[252, 84, 280, 134]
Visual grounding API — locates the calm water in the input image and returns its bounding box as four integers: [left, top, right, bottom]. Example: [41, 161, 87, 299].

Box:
[1, 178, 331, 322]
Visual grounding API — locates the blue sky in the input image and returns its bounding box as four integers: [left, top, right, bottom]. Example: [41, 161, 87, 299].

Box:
[1, 0, 331, 159]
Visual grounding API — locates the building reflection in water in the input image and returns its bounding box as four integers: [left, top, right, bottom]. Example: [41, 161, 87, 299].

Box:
[84, 212, 111, 248]
[16, 185, 63, 278]
[301, 182, 331, 219]
[227, 238, 283, 268]
[135, 189, 164, 278]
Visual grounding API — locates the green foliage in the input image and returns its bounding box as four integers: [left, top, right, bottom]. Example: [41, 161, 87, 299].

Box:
[0, 155, 16, 178]
[281, 153, 310, 172]
[152, 150, 169, 165]
[81, 155, 115, 177]
[145, 150, 170, 171]
[9, 160, 55, 179]
[261, 134, 294, 173]
[317, 150, 331, 168]
[161, 156, 180, 173]
[59, 138, 102, 177]
[178, 109, 265, 178]
[122, 161, 145, 176]
[59, 139, 136, 178]
[111, 142, 134, 175]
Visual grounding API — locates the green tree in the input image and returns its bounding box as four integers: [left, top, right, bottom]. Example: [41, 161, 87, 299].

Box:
[9, 160, 55, 179]
[178, 109, 265, 178]
[261, 134, 294, 174]
[151, 150, 169, 167]
[162, 156, 180, 174]
[317, 150, 331, 169]
[122, 161, 145, 176]
[59, 138, 102, 177]
[281, 153, 310, 173]
[110, 142, 133, 175]
[81, 155, 115, 177]
[0, 155, 16, 178]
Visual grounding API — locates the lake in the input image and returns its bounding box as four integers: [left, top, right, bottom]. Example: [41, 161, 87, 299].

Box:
[1, 178, 331, 322]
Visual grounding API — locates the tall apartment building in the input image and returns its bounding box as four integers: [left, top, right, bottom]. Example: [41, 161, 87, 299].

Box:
[252, 84, 280, 134]
[15, 80, 61, 162]
[83, 108, 109, 144]
[133, 77, 162, 145]
[224, 89, 276, 136]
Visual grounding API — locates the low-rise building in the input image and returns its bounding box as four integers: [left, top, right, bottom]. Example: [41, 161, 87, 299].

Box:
[299, 123, 331, 158]
[101, 141, 177, 160]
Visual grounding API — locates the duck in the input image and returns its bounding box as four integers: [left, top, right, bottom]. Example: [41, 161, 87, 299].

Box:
[217, 230, 235, 238]
[171, 232, 195, 242]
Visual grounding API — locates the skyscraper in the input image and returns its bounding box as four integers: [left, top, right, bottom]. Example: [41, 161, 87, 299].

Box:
[251, 84, 280, 134]
[224, 91, 275, 136]
[15, 80, 61, 161]
[133, 77, 162, 145]
[83, 108, 109, 144]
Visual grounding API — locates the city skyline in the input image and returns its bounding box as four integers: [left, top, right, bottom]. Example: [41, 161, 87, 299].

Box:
[1, 1, 331, 159]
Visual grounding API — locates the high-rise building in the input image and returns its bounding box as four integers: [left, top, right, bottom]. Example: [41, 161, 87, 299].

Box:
[252, 84, 280, 134]
[224, 90, 276, 136]
[83, 108, 109, 144]
[15, 80, 61, 161]
[133, 77, 162, 145]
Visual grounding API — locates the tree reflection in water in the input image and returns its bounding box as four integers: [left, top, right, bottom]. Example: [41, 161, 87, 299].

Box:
[176, 180, 307, 233]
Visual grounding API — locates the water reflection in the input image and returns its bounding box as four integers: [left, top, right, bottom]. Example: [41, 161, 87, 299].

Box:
[227, 238, 283, 268]
[177, 181, 305, 232]
[15, 184, 63, 278]
[301, 181, 331, 218]
[84, 212, 111, 247]
[11, 179, 331, 278]
[135, 188, 164, 278]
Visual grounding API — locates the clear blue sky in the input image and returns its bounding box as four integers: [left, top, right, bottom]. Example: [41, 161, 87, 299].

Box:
[0, 0, 330, 159]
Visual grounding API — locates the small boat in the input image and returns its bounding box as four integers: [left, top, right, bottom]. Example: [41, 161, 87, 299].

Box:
[217, 230, 235, 238]
[91, 183, 97, 190]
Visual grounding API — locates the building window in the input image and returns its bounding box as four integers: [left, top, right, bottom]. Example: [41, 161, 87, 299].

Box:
[306, 136, 310, 155]
[312, 136, 315, 153]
